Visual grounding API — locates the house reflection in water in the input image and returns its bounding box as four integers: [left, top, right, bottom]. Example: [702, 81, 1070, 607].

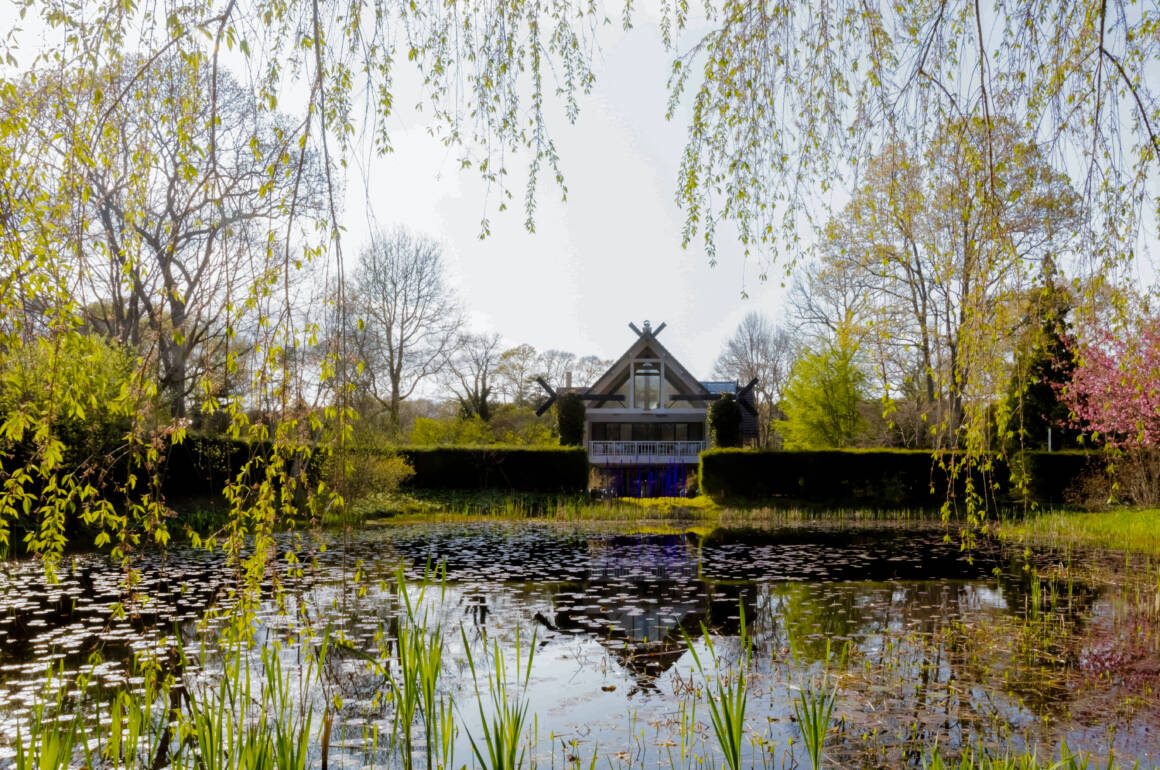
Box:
[540, 533, 756, 690]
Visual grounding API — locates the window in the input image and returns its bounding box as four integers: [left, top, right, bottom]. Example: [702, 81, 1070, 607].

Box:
[664, 371, 689, 407]
[633, 361, 661, 410]
[595, 374, 630, 408]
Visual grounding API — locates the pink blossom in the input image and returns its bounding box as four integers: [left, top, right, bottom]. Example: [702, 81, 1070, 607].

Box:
[1064, 316, 1160, 447]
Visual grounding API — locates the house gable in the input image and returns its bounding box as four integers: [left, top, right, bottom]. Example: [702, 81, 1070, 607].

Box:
[585, 322, 708, 408]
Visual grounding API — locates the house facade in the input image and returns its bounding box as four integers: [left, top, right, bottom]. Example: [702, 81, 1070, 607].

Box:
[579, 321, 756, 496]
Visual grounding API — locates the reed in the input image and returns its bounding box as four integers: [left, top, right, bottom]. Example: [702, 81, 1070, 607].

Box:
[391, 560, 453, 768]
[14, 664, 89, 770]
[793, 684, 837, 770]
[683, 604, 750, 770]
[461, 625, 537, 770]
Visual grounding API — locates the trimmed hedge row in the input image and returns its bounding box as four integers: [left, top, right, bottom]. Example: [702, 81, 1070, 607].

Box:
[67, 434, 1098, 503]
[1009, 450, 1101, 504]
[396, 446, 589, 492]
[157, 438, 590, 496]
[699, 448, 1100, 506]
[161, 436, 264, 499]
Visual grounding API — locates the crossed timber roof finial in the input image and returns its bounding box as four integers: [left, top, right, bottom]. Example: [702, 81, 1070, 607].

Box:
[628, 320, 666, 338]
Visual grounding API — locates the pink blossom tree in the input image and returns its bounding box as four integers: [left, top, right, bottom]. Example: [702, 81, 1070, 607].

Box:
[1064, 317, 1160, 447]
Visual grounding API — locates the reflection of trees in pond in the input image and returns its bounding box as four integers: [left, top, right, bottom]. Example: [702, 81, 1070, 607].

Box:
[751, 583, 863, 663]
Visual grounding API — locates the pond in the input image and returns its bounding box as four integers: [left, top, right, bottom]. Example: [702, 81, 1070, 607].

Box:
[1, 519, 1158, 767]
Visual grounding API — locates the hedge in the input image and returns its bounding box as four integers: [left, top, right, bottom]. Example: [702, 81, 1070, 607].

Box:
[161, 436, 265, 499]
[698, 448, 1097, 507]
[397, 446, 589, 492]
[1009, 450, 1100, 504]
[157, 439, 590, 496]
[27, 433, 1093, 504]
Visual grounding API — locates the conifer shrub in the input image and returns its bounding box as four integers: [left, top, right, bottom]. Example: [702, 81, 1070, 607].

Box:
[709, 393, 743, 448]
[555, 394, 585, 446]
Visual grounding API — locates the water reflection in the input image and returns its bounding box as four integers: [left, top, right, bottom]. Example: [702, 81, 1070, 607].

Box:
[0, 521, 1157, 767]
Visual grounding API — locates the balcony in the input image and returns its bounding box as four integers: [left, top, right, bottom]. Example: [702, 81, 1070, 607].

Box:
[587, 440, 705, 465]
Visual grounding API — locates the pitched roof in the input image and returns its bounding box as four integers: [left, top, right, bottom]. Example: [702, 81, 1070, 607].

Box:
[585, 323, 709, 398]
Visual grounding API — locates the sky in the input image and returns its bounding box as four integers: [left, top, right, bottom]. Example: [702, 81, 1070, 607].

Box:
[338, 20, 795, 383]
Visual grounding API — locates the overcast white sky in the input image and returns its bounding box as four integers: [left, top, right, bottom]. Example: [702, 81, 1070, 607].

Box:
[339, 20, 798, 382]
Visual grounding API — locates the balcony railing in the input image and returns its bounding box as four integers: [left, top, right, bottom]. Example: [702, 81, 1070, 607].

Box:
[588, 440, 706, 459]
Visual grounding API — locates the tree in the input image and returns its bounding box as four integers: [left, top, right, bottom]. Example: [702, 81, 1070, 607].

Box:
[802, 122, 1081, 447]
[23, 59, 324, 419]
[713, 312, 796, 447]
[776, 326, 867, 449]
[1064, 314, 1160, 448]
[574, 355, 613, 388]
[447, 332, 503, 421]
[1062, 309, 1160, 505]
[538, 349, 577, 389]
[708, 393, 743, 448]
[495, 344, 539, 405]
[1001, 261, 1077, 451]
[348, 229, 461, 433]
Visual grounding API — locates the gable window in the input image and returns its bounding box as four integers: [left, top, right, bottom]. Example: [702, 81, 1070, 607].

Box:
[633, 361, 661, 410]
[594, 373, 630, 408]
[664, 370, 690, 407]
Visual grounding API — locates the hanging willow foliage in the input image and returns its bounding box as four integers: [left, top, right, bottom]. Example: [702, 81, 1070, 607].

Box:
[0, 0, 1157, 585]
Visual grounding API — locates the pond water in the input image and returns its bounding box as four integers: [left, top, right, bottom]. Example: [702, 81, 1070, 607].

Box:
[1, 519, 1158, 767]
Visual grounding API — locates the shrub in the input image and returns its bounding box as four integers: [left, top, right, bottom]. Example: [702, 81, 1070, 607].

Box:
[709, 394, 742, 448]
[325, 451, 414, 503]
[555, 394, 585, 446]
[1009, 450, 1099, 505]
[1065, 447, 1160, 508]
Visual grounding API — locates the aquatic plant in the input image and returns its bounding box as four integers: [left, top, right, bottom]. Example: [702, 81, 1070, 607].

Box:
[923, 741, 1110, 769]
[793, 683, 837, 770]
[684, 604, 751, 770]
[14, 665, 88, 770]
[462, 626, 537, 770]
[389, 563, 451, 770]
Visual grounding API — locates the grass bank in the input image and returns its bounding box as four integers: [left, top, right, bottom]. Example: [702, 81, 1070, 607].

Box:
[1000, 508, 1160, 555]
[357, 491, 961, 532]
[362, 490, 721, 523]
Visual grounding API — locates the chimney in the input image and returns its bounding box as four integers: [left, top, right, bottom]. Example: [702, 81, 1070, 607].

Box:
[565, 371, 573, 390]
